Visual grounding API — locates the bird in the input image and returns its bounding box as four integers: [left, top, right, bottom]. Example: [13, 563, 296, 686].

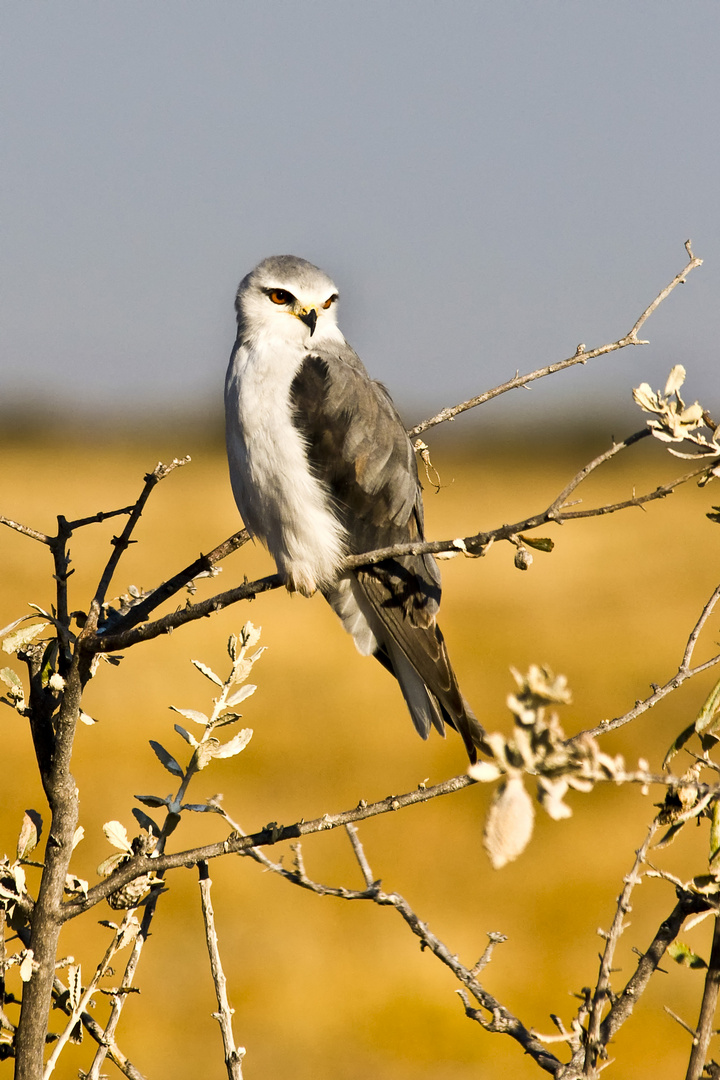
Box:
[224, 255, 484, 762]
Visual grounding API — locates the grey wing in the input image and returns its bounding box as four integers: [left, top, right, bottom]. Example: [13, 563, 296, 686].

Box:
[290, 349, 483, 761]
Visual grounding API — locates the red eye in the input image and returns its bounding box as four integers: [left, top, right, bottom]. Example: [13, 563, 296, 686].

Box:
[322, 293, 338, 310]
[269, 289, 292, 305]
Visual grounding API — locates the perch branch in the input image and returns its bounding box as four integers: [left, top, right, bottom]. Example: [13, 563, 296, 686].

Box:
[84, 433, 715, 655]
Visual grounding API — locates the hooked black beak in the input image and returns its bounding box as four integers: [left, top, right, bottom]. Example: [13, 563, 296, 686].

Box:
[298, 308, 318, 336]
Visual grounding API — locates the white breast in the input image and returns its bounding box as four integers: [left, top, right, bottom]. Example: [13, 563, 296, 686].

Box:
[224, 333, 347, 595]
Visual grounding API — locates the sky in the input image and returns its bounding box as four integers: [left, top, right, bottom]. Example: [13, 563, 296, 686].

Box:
[2, 2, 719, 433]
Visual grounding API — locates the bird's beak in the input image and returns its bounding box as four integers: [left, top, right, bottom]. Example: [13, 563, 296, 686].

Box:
[297, 307, 318, 336]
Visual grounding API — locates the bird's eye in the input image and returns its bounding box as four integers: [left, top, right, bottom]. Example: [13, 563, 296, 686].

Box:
[322, 293, 338, 310]
[268, 289, 292, 305]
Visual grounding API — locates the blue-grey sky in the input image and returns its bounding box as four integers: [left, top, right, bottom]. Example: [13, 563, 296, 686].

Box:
[2, 2, 719, 429]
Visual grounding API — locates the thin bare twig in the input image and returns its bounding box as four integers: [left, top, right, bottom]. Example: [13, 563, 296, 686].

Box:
[574, 582, 720, 742]
[0, 516, 51, 544]
[43, 914, 138, 1079]
[50, 973, 146, 1080]
[198, 862, 245, 1080]
[85, 897, 156, 1080]
[245, 823, 563, 1074]
[595, 892, 712, 1055]
[408, 241, 703, 437]
[88, 457, 191, 626]
[584, 820, 660, 1072]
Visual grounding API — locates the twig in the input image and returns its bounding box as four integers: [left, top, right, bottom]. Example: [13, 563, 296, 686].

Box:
[87, 457, 191, 627]
[584, 820, 660, 1071]
[574, 582, 720, 741]
[408, 241, 703, 437]
[596, 892, 711, 1053]
[248, 823, 563, 1074]
[685, 914, 720, 1080]
[43, 913, 138, 1079]
[85, 898, 157, 1080]
[0, 516, 51, 544]
[50, 972, 146, 1080]
[198, 862, 245, 1080]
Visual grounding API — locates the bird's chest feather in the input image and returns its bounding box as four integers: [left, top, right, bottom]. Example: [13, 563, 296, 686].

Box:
[224, 337, 347, 592]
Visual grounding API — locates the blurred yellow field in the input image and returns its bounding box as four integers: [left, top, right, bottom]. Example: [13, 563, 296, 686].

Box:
[1, 424, 719, 1078]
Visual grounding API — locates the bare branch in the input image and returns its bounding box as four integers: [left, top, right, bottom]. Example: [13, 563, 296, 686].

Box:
[198, 863, 245, 1080]
[574, 582, 720, 742]
[584, 820, 660, 1071]
[596, 891, 712, 1054]
[62, 774, 476, 918]
[408, 241, 703, 437]
[235, 825, 563, 1075]
[0, 516, 51, 545]
[685, 914, 720, 1080]
[87, 457, 191, 627]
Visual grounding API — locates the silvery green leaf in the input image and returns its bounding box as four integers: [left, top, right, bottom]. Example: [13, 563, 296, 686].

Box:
[97, 852, 127, 877]
[182, 802, 224, 813]
[149, 740, 184, 777]
[0, 615, 31, 639]
[209, 728, 253, 759]
[662, 721, 696, 769]
[103, 820, 132, 853]
[2, 622, 49, 655]
[170, 706, 209, 726]
[483, 776, 535, 869]
[667, 941, 706, 969]
[13, 864, 26, 894]
[64, 874, 88, 899]
[695, 676, 720, 740]
[537, 777, 573, 821]
[135, 794, 171, 808]
[519, 534, 554, 553]
[633, 383, 660, 412]
[213, 711, 242, 728]
[711, 800, 720, 873]
[19, 951, 35, 982]
[0, 667, 24, 692]
[191, 660, 223, 687]
[664, 365, 687, 396]
[132, 808, 161, 836]
[225, 684, 257, 708]
[174, 723, 198, 747]
[17, 810, 42, 860]
[240, 622, 261, 648]
[655, 821, 686, 849]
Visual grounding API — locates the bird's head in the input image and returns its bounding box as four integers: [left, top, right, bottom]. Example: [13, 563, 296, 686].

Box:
[235, 255, 342, 346]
